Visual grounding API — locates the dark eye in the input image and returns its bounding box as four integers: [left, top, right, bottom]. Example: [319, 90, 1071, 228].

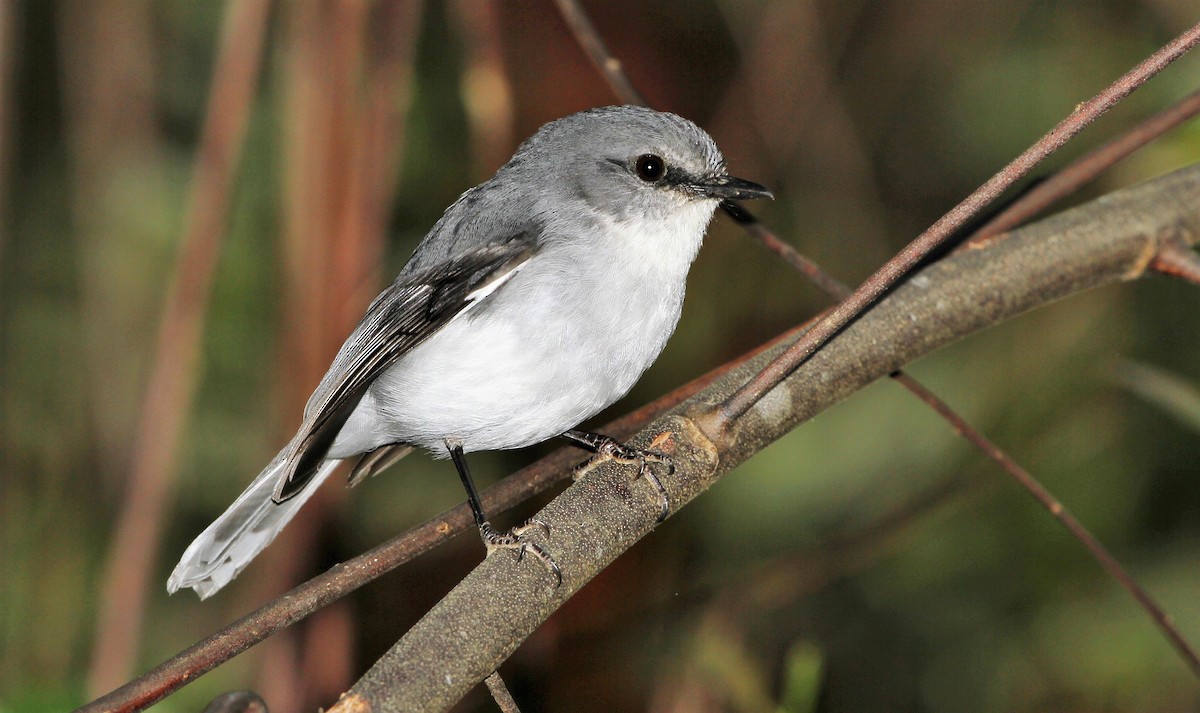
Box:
[635, 154, 665, 182]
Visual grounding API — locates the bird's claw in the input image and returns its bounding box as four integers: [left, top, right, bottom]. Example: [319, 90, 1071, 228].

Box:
[573, 437, 673, 522]
[481, 520, 562, 586]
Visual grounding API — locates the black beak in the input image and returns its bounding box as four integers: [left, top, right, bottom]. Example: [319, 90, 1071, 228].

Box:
[693, 174, 774, 201]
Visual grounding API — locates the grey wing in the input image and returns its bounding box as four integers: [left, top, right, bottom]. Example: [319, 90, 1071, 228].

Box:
[273, 239, 533, 501]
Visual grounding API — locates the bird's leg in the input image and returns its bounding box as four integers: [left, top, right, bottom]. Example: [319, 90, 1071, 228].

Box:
[447, 440, 561, 585]
[561, 429, 674, 522]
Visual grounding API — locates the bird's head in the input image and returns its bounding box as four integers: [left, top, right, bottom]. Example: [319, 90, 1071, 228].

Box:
[507, 106, 772, 227]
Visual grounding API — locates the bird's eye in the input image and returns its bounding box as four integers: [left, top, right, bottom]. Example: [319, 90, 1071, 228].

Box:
[635, 154, 665, 182]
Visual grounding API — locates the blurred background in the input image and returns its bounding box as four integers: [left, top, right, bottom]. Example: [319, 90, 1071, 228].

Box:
[3, 1, 1200, 711]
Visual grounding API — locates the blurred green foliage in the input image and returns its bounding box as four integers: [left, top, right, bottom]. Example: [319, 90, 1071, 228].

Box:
[2, 1, 1200, 712]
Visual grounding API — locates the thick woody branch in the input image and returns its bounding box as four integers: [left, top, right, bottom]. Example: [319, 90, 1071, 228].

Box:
[328, 163, 1200, 713]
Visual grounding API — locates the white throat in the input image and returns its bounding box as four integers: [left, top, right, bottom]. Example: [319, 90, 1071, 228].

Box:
[605, 199, 717, 274]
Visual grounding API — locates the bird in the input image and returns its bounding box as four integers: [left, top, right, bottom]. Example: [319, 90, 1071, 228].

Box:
[168, 105, 772, 598]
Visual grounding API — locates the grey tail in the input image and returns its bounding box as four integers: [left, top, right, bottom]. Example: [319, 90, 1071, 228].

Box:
[167, 444, 341, 599]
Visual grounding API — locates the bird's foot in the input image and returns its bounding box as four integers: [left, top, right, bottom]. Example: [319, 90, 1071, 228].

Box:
[480, 519, 562, 586]
[571, 435, 674, 522]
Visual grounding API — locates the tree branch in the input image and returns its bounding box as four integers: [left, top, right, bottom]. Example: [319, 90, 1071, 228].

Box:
[327, 162, 1200, 713]
[966, 86, 1200, 246]
[716, 22, 1200, 422]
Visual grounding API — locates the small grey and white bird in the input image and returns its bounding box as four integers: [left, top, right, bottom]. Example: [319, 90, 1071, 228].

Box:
[168, 105, 771, 598]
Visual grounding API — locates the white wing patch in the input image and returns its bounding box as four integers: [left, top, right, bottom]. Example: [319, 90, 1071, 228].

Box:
[466, 258, 528, 302]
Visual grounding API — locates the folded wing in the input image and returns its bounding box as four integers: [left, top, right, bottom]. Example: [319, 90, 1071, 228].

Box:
[275, 239, 533, 501]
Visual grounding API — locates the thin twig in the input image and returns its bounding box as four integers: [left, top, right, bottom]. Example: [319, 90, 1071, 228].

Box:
[717, 23, 1200, 422]
[550, 0, 647, 106]
[78, 327, 803, 713]
[484, 672, 523, 713]
[966, 87, 1200, 246]
[720, 201, 852, 298]
[86, 0, 272, 695]
[891, 372, 1200, 676]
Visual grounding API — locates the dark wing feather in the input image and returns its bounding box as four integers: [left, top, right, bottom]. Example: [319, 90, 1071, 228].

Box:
[273, 239, 532, 501]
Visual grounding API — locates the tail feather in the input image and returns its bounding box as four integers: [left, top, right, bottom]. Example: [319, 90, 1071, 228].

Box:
[168, 449, 341, 599]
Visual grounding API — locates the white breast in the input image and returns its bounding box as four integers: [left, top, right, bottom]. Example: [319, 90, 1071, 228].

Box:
[330, 199, 718, 457]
